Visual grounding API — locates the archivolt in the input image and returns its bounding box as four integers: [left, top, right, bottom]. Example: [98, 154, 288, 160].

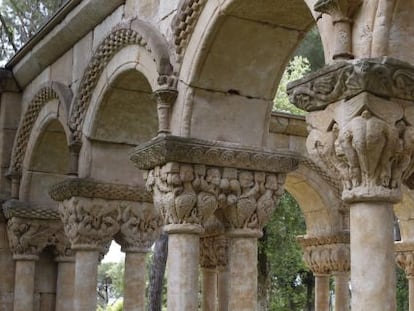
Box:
[68, 19, 175, 144]
[9, 81, 72, 176]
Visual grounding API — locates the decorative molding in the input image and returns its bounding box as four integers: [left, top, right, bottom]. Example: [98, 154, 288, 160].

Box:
[69, 19, 176, 144]
[49, 178, 152, 203]
[3, 199, 60, 220]
[172, 0, 207, 62]
[297, 233, 350, 247]
[8, 81, 72, 176]
[287, 57, 414, 112]
[130, 135, 300, 173]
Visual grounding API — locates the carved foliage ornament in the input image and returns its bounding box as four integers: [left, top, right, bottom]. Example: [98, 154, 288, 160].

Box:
[146, 162, 285, 230]
[115, 201, 163, 252]
[287, 58, 414, 112]
[299, 235, 351, 274]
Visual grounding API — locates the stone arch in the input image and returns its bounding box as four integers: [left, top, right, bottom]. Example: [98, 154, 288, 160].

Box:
[173, 0, 316, 146]
[19, 99, 71, 207]
[69, 19, 175, 144]
[77, 45, 160, 185]
[9, 81, 72, 178]
[285, 162, 344, 237]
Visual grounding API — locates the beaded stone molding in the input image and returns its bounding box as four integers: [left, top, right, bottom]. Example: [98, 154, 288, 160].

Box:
[3, 199, 60, 220]
[130, 135, 300, 173]
[49, 178, 152, 203]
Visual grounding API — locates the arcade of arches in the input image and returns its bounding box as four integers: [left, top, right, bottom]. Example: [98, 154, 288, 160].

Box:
[2, 0, 414, 310]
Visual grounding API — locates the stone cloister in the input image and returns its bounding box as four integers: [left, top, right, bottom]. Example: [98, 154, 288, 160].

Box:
[2, 0, 414, 310]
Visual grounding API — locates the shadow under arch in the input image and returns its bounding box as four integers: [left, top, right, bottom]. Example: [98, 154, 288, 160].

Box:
[285, 164, 344, 237]
[78, 46, 159, 186]
[175, 0, 316, 145]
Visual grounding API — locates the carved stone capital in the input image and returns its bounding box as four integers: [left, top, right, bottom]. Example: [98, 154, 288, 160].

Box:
[145, 162, 286, 230]
[200, 235, 229, 269]
[130, 135, 299, 173]
[114, 201, 163, 253]
[395, 242, 414, 277]
[58, 197, 121, 251]
[298, 234, 350, 274]
[3, 200, 66, 259]
[6, 217, 63, 260]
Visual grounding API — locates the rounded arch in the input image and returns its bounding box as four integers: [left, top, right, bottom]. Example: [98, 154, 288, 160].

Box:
[9, 81, 72, 177]
[18, 98, 71, 207]
[173, 0, 316, 145]
[69, 19, 175, 144]
[77, 45, 159, 185]
[285, 163, 344, 237]
[394, 187, 414, 242]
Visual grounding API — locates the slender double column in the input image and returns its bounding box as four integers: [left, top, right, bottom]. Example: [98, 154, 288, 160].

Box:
[55, 255, 76, 311]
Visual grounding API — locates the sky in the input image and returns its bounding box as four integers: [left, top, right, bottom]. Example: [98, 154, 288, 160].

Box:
[102, 241, 125, 263]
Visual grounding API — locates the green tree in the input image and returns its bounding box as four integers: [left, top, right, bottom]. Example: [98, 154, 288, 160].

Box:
[0, 0, 66, 62]
[97, 261, 125, 309]
[294, 27, 325, 72]
[258, 192, 313, 311]
[273, 56, 310, 115]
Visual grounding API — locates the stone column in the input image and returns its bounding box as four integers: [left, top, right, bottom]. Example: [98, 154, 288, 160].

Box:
[288, 58, 414, 311]
[215, 236, 229, 311]
[396, 242, 414, 311]
[6, 216, 60, 311]
[116, 201, 162, 311]
[221, 170, 286, 311]
[55, 256, 75, 311]
[200, 236, 218, 311]
[130, 135, 299, 311]
[299, 234, 350, 311]
[54, 238, 75, 311]
[52, 196, 120, 311]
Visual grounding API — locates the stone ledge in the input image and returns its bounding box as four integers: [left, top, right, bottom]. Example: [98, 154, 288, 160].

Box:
[2, 199, 60, 220]
[287, 57, 414, 111]
[49, 178, 152, 202]
[130, 135, 300, 173]
[297, 232, 350, 247]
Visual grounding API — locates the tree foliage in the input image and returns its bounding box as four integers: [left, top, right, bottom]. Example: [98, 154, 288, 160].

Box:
[258, 192, 314, 311]
[273, 56, 310, 115]
[0, 0, 66, 63]
[97, 261, 125, 309]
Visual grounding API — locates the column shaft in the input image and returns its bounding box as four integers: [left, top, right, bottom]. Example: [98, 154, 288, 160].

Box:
[315, 274, 330, 311]
[13, 259, 36, 311]
[167, 232, 200, 311]
[74, 250, 99, 311]
[202, 268, 217, 311]
[351, 202, 396, 311]
[409, 276, 414, 311]
[334, 272, 350, 311]
[55, 259, 75, 311]
[217, 269, 229, 311]
[228, 235, 258, 311]
[124, 252, 147, 311]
